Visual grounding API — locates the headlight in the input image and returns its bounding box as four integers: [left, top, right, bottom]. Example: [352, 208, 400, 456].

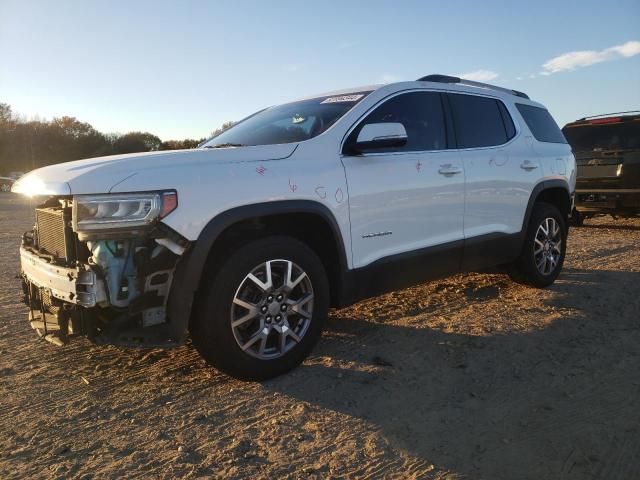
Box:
[73, 191, 177, 234]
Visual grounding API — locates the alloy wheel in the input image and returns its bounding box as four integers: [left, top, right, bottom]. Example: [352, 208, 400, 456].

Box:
[533, 217, 562, 275]
[230, 259, 314, 360]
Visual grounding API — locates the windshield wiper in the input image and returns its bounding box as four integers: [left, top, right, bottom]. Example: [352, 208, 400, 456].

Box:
[203, 143, 246, 149]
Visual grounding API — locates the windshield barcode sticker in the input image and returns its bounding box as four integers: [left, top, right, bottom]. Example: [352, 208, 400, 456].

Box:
[321, 94, 364, 104]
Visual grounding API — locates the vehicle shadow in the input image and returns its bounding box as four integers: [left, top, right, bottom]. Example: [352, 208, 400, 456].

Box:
[587, 244, 638, 259]
[263, 268, 640, 480]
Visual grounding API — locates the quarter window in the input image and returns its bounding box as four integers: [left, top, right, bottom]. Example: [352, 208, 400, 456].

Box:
[516, 104, 567, 144]
[346, 91, 447, 153]
[449, 94, 514, 148]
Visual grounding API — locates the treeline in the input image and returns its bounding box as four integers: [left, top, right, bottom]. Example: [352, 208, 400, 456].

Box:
[0, 102, 233, 175]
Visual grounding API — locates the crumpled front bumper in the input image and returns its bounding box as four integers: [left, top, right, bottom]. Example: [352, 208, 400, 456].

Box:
[20, 247, 107, 308]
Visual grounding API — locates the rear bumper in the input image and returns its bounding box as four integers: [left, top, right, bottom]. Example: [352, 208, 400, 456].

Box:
[575, 189, 640, 213]
[20, 247, 107, 308]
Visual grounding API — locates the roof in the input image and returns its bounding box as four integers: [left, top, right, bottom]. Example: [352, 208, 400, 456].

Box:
[292, 74, 542, 106]
[565, 111, 640, 128]
[416, 74, 529, 99]
[577, 111, 640, 121]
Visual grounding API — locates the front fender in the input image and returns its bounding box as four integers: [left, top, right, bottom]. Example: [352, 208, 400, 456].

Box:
[166, 200, 348, 342]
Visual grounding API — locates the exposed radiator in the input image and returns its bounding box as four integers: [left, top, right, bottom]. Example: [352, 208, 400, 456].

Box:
[35, 207, 73, 261]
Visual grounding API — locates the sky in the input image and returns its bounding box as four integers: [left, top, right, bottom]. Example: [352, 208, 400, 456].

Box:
[1, 0, 639, 141]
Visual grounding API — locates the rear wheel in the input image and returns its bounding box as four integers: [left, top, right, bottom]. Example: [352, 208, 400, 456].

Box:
[509, 202, 567, 288]
[191, 236, 329, 380]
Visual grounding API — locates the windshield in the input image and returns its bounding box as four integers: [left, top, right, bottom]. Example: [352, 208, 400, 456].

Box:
[202, 92, 372, 148]
[563, 120, 640, 152]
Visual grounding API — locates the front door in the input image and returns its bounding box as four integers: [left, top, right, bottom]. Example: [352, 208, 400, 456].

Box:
[341, 90, 465, 270]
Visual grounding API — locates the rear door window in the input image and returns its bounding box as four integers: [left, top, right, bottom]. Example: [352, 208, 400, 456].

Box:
[448, 94, 514, 148]
[516, 104, 567, 144]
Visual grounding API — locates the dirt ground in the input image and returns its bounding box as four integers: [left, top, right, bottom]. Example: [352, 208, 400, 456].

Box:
[0, 193, 639, 480]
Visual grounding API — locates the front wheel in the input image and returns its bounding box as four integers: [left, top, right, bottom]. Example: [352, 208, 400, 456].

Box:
[509, 202, 567, 288]
[191, 236, 329, 380]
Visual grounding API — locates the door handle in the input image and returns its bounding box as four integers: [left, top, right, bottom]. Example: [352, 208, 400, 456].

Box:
[438, 164, 463, 176]
[520, 161, 538, 171]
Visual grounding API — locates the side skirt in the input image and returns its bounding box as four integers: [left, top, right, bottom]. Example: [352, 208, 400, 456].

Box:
[337, 240, 463, 307]
[461, 232, 523, 271]
[336, 232, 524, 307]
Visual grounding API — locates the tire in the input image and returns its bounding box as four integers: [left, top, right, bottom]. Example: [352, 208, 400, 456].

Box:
[191, 235, 329, 381]
[509, 202, 567, 288]
[570, 208, 584, 227]
[0, 183, 11, 193]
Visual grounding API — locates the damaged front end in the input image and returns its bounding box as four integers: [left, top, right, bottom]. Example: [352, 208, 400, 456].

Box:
[20, 191, 190, 347]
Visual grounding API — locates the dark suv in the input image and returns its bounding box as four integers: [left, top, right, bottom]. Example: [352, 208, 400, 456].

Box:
[563, 112, 640, 224]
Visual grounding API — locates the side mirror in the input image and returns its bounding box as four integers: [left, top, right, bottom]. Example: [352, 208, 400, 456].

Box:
[352, 122, 408, 153]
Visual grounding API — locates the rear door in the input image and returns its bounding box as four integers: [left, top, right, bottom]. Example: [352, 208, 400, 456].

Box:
[447, 93, 536, 268]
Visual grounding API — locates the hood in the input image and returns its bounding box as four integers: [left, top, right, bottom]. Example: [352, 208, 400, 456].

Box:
[12, 144, 298, 196]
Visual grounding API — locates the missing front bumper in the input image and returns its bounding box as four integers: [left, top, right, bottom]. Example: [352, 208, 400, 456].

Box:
[19, 245, 184, 348]
[20, 247, 107, 308]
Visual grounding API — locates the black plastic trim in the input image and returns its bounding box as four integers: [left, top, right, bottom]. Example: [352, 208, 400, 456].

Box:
[418, 74, 461, 83]
[441, 92, 457, 149]
[417, 74, 530, 99]
[461, 232, 522, 271]
[521, 180, 572, 231]
[337, 240, 463, 306]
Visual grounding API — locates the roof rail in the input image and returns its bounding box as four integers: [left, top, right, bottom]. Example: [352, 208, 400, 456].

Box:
[417, 74, 530, 100]
[578, 111, 640, 121]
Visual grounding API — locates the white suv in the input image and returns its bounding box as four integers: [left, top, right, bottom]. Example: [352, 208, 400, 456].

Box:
[13, 74, 575, 380]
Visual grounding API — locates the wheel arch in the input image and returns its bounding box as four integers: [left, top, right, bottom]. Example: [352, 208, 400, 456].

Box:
[522, 180, 572, 232]
[167, 201, 349, 342]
